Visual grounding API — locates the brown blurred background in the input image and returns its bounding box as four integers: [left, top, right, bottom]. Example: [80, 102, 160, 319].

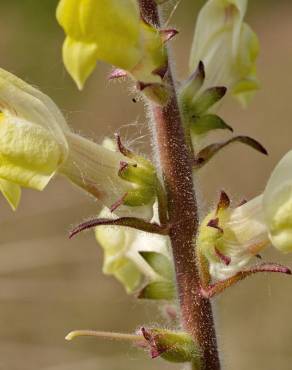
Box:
[0, 1, 292, 369]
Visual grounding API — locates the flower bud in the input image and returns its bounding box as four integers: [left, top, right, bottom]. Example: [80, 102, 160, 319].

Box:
[56, 0, 166, 89]
[189, 0, 259, 106]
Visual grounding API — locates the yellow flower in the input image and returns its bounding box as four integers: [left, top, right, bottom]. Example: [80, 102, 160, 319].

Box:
[56, 0, 166, 89]
[198, 150, 292, 280]
[189, 0, 259, 106]
[95, 204, 171, 293]
[0, 68, 69, 209]
[263, 151, 292, 253]
[197, 197, 266, 280]
[0, 68, 155, 218]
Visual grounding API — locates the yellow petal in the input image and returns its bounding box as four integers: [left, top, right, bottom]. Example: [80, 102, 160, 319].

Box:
[0, 115, 62, 190]
[57, 0, 143, 87]
[0, 179, 21, 210]
[263, 151, 292, 253]
[0, 68, 69, 155]
[108, 257, 142, 293]
[62, 36, 98, 90]
[56, 0, 83, 38]
[131, 21, 166, 83]
[81, 0, 140, 68]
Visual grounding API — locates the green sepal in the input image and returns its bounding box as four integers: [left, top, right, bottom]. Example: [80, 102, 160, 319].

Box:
[119, 163, 156, 187]
[123, 187, 156, 207]
[180, 61, 205, 107]
[190, 114, 233, 135]
[140, 251, 173, 280]
[118, 156, 158, 207]
[190, 86, 227, 116]
[141, 328, 201, 364]
[157, 330, 199, 364]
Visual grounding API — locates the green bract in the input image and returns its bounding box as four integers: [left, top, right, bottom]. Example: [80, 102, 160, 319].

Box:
[56, 0, 166, 89]
[189, 0, 259, 106]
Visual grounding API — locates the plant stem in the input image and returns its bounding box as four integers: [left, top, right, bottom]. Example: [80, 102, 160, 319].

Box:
[139, 1, 221, 369]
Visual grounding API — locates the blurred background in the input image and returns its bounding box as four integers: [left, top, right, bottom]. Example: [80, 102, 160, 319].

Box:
[0, 0, 292, 369]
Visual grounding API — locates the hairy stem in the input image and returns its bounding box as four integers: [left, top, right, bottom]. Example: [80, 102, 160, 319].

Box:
[139, 1, 221, 369]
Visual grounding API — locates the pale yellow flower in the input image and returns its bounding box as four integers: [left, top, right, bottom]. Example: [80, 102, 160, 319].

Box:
[57, 0, 166, 89]
[189, 0, 259, 106]
[0, 68, 154, 218]
[198, 149, 292, 279]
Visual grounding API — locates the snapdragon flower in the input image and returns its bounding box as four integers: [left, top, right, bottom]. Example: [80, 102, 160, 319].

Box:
[0, 68, 155, 218]
[0, 68, 69, 209]
[189, 0, 259, 106]
[198, 150, 292, 280]
[95, 204, 171, 293]
[56, 0, 166, 89]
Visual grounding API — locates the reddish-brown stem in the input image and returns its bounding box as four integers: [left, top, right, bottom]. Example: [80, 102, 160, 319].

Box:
[139, 1, 221, 369]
